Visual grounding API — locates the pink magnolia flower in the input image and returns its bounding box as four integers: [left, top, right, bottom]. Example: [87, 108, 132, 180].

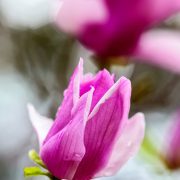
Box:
[28, 59, 145, 180]
[166, 111, 180, 169]
[56, 0, 180, 73]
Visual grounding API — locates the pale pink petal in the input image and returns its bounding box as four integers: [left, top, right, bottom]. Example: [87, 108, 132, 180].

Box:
[41, 88, 94, 180]
[95, 113, 145, 177]
[44, 59, 83, 144]
[27, 103, 53, 147]
[73, 77, 131, 179]
[133, 30, 180, 73]
[56, 0, 108, 34]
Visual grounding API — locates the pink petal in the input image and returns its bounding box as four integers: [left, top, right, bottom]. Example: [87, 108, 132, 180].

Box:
[80, 69, 114, 111]
[73, 77, 131, 180]
[56, 0, 108, 34]
[88, 77, 130, 120]
[40, 88, 94, 180]
[27, 103, 53, 147]
[145, 0, 180, 24]
[81, 73, 94, 84]
[95, 113, 145, 177]
[44, 59, 83, 144]
[133, 30, 180, 73]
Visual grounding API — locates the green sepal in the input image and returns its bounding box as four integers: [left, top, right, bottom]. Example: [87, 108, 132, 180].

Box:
[28, 149, 46, 168]
[24, 166, 52, 178]
[26, 150, 61, 180]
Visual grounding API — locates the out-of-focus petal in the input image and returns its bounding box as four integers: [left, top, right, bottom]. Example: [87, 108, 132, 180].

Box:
[80, 69, 114, 111]
[41, 88, 94, 180]
[143, 0, 180, 24]
[73, 77, 131, 180]
[78, 0, 180, 56]
[95, 113, 145, 177]
[56, 0, 108, 34]
[166, 111, 180, 169]
[27, 103, 53, 147]
[44, 59, 83, 143]
[133, 30, 180, 73]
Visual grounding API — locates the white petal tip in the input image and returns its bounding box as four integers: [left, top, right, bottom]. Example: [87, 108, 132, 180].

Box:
[27, 103, 35, 112]
[79, 58, 84, 66]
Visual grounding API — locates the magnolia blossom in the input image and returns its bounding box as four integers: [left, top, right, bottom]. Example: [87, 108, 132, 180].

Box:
[28, 59, 145, 180]
[166, 111, 180, 169]
[56, 0, 180, 73]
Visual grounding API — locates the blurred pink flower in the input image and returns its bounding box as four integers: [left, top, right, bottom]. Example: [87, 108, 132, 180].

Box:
[166, 111, 180, 169]
[56, 0, 180, 73]
[28, 59, 145, 180]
